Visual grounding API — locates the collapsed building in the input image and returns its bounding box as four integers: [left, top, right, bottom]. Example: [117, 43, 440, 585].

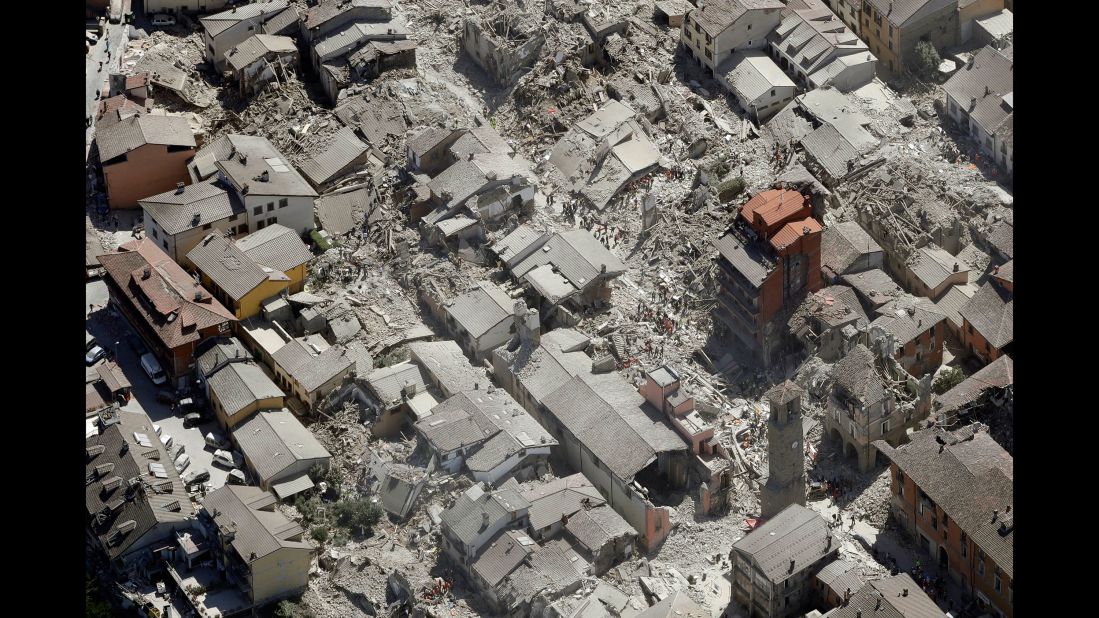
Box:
[461, 1, 547, 87]
[550, 100, 661, 211]
[713, 189, 822, 367]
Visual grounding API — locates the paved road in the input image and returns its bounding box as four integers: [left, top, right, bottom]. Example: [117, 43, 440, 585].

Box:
[86, 281, 231, 491]
[85, 21, 131, 160]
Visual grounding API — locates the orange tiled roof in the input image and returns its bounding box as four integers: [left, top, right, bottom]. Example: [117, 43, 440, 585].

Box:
[740, 189, 808, 230]
[770, 217, 822, 251]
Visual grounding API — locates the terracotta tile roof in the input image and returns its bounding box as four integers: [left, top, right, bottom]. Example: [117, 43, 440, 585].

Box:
[125, 73, 150, 89]
[740, 189, 809, 231]
[769, 216, 822, 251]
[959, 282, 1013, 349]
[98, 239, 236, 351]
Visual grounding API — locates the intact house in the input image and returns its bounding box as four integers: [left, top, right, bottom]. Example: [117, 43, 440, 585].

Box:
[549, 100, 660, 211]
[443, 281, 522, 362]
[269, 337, 354, 411]
[820, 220, 883, 281]
[768, 7, 876, 93]
[490, 226, 627, 324]
[209, 135, 319, 236]
[187, 224, 312, 320]
[681, 0, 784, 77]
[868, 294, 948, 377]
[713, 189, 822, 367]
[200, 485, 314, 608]
[86, 409, 197, 575]
[810, 558, 865, 609]
[413, 387, 556, 486]
[943, 45, 1013, 177]
[826, 343, 927, 468]
[875, 424, 1013, 618]
[440, 482, 531, 566]
[202, 352, 284, 430]
[824, 0, 864, 35]
[717, 49, 797, 123]
[728, 504, 838, 618]
[492, 325, 692, 552]
[224, 34, 299, 96]
[858, 0, 958, 77]
[232, 408, 331, 500]
[140, 179, 246, 268]
[97, 115, 196, 209]
[902, 244, 970, 301]
[98, 239, 236, 387]
[86, 361, 133, 415]
[958, 279, 1012, 366]
[201, 0, 292, 72]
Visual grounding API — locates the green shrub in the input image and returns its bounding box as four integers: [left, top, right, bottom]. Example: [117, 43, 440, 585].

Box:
[718, 177, 746, 202]
[274, 600, 296, 618]
[933, 367, 966, 395]
[912, 40, 942, 79]
[311, 526, 329, 542]
[332, 497, 383, 538]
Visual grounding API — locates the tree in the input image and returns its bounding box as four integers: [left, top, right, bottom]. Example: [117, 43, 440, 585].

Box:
[933, 367, 966, 395]
[311, 525, 329, 543]
[332, 497, 383, 538]
[912, 40, 942, 79]
[718, 177, 746, 203]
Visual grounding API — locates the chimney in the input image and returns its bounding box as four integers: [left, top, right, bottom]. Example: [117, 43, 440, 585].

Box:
[194, 290, 203, 302]
[875, 598, 882, 610]
[601, 264, 607, 275]
[992, 509, 999, 522]
[176, 182, 185, 194]
[788, 559, 795, 574]
[481, 511, 490, 528]
[826, 535, 832, 550]
[240, 153, 248, 165]
[515, 301, 540, 347]
[953, 262, 959, 272]
[142, 266, 152, 279]
[260, 170, 270, 182]
[902, 588, 909, 597]
[856, 611, 862, 618]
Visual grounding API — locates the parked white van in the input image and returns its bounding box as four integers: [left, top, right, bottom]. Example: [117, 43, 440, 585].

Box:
[140, 352, 167, 385]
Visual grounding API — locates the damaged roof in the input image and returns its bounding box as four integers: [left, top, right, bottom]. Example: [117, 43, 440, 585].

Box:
[959, 282, 1013, 349]
[821, 221, 882, 276]
[765, 380, 805, 406]
[512, 229, 627, 293]
[365, 361, 430, 407]
[870, 295, 947, 346]
[408, 340, 491, 396]
[875, 425, 1012, 578]
[315, 187, 371, 236]
[831, 344, 888, 405]
[935, 355, 1013, 416]
[731, 503, 834, 583]
[802, 123, 861, 180]
[472, 529, 537, 588]
[636, 590, 709, 618]
[272, 338, 352, 393]
[226, 34, 297, 72]
[565, 504, 634, 553]
[715, 232, 773, 288]
[139, 179, 245, 236]
[718, 50, 795, 104]
[842, 269, 904, 309]
[441, 484, 530, 548]
[907, 245, 969, 291]
[96, 115, 195, 162]
[299, 126, 371, 188]
[215, 135, 317, 197]
[521, 473, 607, 531]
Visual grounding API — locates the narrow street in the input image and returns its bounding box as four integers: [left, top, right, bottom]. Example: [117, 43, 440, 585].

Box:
[85, 18, 130, 161]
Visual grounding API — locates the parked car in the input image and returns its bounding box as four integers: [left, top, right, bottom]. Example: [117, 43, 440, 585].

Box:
[160, 434, 174, 449]
[183, 412, 203, 429]
[153, 424, 162, 436]
[226, 469, 248, 485]
[86, 32, 99, 43]
[181, 467, 211, 486]
[205, 432, 231, 450]
[156, 390, 178, 405]
[174, 453, 191, 473]
[173, 443, 187, 459]
[86, 345, 108, 366]
[140, 353, 167, 385]
[86, 335, 98, 352]
[151, 14, 176, 27]
[213, 449, 243, 469]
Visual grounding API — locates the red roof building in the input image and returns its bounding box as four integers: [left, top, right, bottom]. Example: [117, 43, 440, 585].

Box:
[98, 239, 236, 384]
[714, 189, 822, 365]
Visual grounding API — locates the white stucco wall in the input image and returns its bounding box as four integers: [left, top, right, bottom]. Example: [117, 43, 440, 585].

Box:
[244, 194, 315, 235]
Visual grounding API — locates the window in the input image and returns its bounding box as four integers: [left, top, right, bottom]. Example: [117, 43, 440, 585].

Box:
[705, 48, 712, 59]
[268, 217, 278, 225]
[770, 89, 776, 97]
[747, 24, 752, 31]
[889, 24, 893, 37]
[279, 198, 288, 209]
[257, 220, 266, 230]
[748, 40, 752, 46]
[961, 540, 967, 558]
[1009, 585, 1013, 605]
[978, 559, 985, 576]
[888, 40, 893, 50]
[881, 420, 889, 435]
[253, 206, 262, 215]
[162, 239, 168, 250]
[888, 60, 894, 72]
[994, 572, 1001, 593]
[705, 33, 711, 43]
[151, 227, 158, 239]
[694, 23, 700, 34]
[203, 223, 212, 230]
[267, 202, 275, 212]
